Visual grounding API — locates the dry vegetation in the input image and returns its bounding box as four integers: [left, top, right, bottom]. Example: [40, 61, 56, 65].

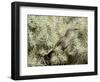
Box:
[28, 15, 88, 66]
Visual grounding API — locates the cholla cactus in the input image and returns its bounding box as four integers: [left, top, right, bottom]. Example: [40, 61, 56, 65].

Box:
[28, 15, 88, 66]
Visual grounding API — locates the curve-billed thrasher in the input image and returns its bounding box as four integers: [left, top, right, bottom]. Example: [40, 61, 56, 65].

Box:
[44, 28, 79, 65]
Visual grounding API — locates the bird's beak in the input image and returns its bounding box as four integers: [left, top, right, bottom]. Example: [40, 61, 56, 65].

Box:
[74, 28, 79, 30]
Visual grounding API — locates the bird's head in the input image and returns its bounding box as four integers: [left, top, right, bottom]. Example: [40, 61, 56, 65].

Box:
[65, 28, 79, 37]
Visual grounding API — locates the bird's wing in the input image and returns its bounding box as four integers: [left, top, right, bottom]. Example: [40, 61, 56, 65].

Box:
[55, 37, 64, 47]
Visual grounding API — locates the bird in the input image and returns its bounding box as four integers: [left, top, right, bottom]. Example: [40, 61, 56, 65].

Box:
[43, 28, 79, 65]
[55, 28, 79, 50]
